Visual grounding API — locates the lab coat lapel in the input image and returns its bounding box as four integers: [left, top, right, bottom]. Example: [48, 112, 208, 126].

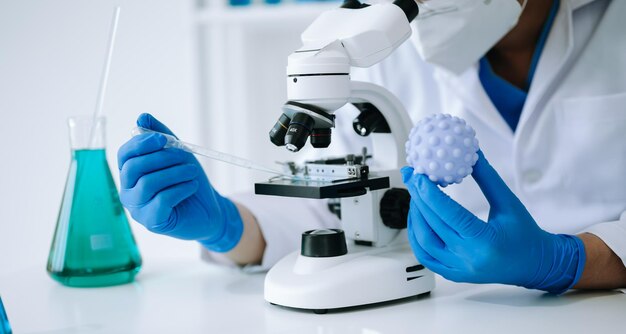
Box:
[516, 0, 574, 136]
[433, 66, 513, 140]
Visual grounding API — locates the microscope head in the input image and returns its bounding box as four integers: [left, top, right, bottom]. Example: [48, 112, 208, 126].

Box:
[269, 0, 419, 153]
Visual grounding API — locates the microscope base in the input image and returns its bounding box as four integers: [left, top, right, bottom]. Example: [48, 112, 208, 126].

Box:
[264, 243, 435, 312]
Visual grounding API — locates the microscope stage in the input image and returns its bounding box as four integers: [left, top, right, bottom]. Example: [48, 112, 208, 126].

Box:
[254, 176, 389, 199]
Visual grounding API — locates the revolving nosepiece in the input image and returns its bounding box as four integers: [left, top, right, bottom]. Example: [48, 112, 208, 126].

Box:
[271, 102, 335, 152]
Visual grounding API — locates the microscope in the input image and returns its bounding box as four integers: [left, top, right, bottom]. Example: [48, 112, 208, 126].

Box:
[255, 0, 435, 313]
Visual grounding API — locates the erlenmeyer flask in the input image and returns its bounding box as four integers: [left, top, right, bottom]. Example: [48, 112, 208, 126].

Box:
[47, 116, 142, 287]
[0, 295, 11, 334]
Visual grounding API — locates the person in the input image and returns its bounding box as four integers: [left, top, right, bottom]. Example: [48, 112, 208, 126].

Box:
[117, 0, 626, 293]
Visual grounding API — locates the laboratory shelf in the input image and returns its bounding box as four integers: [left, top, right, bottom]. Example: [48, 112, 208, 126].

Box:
[191, 0, 334, 193]
[195, 2, 338, 24]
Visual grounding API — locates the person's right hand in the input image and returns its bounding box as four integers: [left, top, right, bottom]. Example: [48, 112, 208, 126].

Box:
[117, 113, 243, 252]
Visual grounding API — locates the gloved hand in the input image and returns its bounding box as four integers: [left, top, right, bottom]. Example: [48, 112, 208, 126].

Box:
[401, 151, 586, 294]
[117, 113, 243, 252]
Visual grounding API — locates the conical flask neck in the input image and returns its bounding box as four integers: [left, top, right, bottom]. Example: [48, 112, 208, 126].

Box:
[68, 116, 106, 150]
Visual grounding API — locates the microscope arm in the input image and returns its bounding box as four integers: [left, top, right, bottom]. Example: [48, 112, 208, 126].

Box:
[349, 81, 412, 170]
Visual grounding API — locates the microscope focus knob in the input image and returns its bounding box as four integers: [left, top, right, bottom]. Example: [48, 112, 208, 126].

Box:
[301, 229, 348, 257]
[380, 188, 410, 229]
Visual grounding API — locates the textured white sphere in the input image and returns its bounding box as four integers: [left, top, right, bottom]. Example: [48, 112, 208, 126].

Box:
[405, 114, 479, 187]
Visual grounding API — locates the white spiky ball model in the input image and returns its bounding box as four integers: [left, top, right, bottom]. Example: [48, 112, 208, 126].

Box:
[405, 114, 479, 187]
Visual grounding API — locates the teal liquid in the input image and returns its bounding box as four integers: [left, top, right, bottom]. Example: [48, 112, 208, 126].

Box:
[47, 149, 142, 287]
[0, 296, 11, 334]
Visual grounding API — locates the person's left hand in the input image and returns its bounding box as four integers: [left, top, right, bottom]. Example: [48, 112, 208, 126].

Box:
[117, 113, 243, 252]
[401, 150, 586, 294]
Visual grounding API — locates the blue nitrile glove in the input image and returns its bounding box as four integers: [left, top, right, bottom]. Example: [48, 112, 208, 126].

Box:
[401, 151, 586, 294]
[117, 113, 243, 252]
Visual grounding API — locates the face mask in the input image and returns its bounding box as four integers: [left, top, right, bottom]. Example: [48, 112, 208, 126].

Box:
[411, 0, 527, 75]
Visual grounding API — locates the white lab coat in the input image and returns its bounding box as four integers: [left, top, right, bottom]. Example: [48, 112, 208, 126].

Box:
[206, 0, 626, 271]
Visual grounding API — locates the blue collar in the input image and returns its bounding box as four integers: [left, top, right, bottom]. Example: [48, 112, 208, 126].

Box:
[478, 0, 561, 131]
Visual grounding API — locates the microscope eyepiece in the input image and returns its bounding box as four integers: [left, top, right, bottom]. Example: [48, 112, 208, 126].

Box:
[393, 0, 419, 22]
[269, 113, 291, 147]
[284, 112, 315, 152]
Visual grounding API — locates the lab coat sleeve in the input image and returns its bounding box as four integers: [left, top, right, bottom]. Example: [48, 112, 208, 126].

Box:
[581, 211, 626, 267]
[201, 193, 341, 271]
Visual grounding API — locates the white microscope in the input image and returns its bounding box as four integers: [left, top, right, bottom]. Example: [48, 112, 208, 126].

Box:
[255, 0, 435, 313]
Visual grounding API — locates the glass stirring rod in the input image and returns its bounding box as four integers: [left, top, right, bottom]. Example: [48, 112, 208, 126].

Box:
[132, 127, 296, 179]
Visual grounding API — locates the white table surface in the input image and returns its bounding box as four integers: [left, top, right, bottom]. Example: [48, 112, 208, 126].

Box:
[1, 259, 624, 334]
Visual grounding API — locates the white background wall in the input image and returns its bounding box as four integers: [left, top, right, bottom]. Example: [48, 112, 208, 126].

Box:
[0, 0, 331, 276]
[0, 0, 203, 276]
